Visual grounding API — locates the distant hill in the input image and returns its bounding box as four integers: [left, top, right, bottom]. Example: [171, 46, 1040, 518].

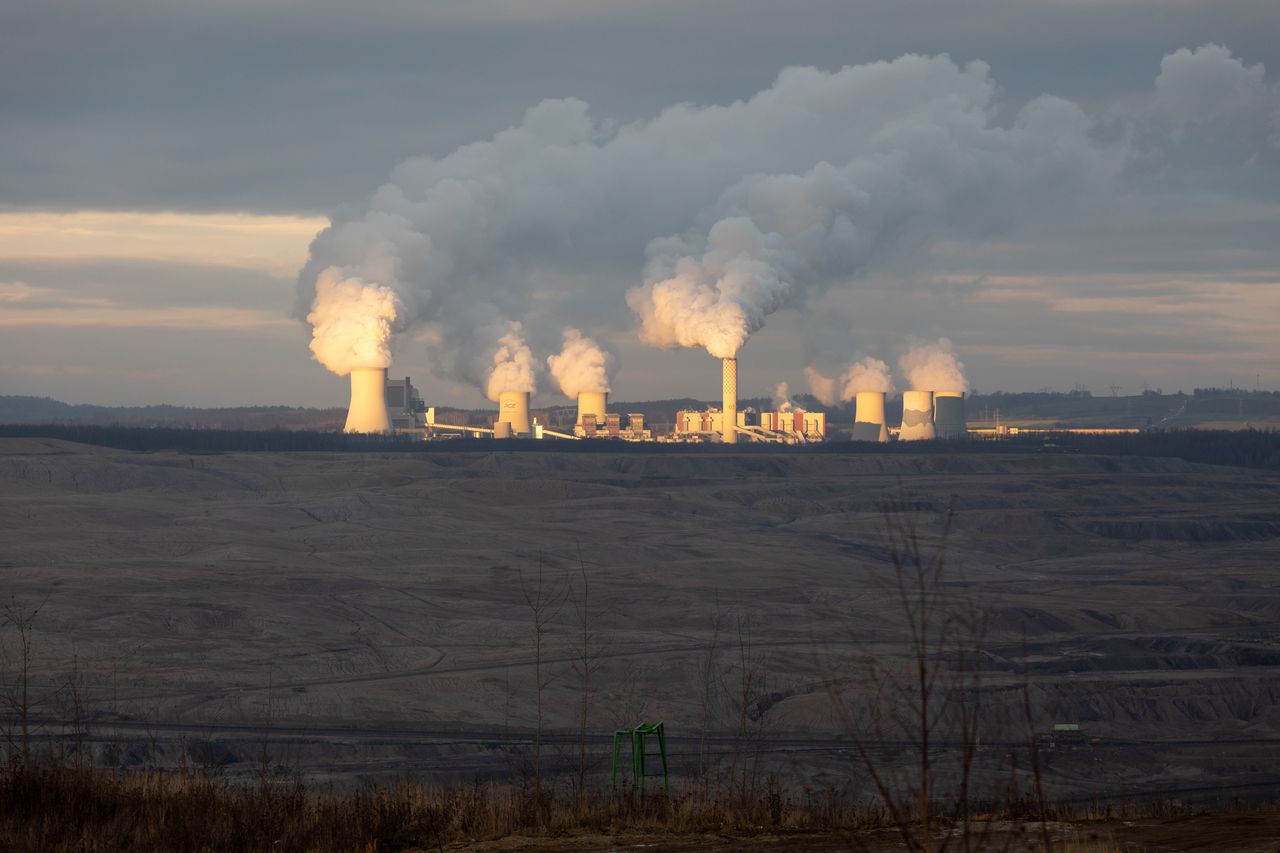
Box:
[0, 396, 345, 431]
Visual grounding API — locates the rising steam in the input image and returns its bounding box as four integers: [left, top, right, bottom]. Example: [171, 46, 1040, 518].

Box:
[295, 48, 1259, 390]
[305, 268, 402, 375]
[805, 357, 894, 405]
[899, 338, 967, 391]
[483, 321, 537, 401]
[772, 381, 794, 412]
[547, 329, 611, 398]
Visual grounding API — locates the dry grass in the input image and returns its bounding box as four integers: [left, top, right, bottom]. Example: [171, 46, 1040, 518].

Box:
[5, 755, 1272, 852]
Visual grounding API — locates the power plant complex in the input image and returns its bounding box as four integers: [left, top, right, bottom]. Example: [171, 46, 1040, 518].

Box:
[341, 356, 968, 444]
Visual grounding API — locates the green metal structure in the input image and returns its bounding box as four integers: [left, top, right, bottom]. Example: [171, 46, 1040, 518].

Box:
[610, 721, 669, 795]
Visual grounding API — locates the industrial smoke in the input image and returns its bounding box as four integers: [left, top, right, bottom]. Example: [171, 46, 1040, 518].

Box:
[297, 51, 1123, 394]
[805, 357, 894, 406]
[772, 381, 794, 413]
[547, 329, 611, 398]
[306, 269, 402, 376]
[484, 322, 537, 403]
[900, 338, 967, 393]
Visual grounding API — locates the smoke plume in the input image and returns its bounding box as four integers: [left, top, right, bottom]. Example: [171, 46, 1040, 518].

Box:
[899, 338, 967, 391]
[483, 321, 537, 401]
[547, 328, 612, 398]
[297, 52, 1131, 390]
[305, 268, 402, 375]
[805, 356, 894, 405]
[772, 381, 794, 412]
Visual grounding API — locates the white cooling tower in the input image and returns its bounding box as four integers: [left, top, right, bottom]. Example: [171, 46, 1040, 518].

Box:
[344, 367, 392, 434]
[899, 390, 936, 441]
[577, 391, 608, 427]
[933, 391, 967, 439]
[497, 390, 531, 435]
[852, 391, 889, 443]
[722, 358, 738, 444]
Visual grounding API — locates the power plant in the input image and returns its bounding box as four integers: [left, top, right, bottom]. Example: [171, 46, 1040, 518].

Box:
[852, 391, 889, 442]
[344, 368, 393, 434]
[899, 390, 937, 441]
[345, 354, 973, 444]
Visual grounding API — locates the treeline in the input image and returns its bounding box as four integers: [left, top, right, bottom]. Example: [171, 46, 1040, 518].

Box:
[2, 423, 1277, 469]
[1017, 429, 1280, 470]
[0, 396, 344, 431]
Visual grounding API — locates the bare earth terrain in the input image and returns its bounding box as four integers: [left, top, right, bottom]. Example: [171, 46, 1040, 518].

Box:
[3, 437, 1280, 813]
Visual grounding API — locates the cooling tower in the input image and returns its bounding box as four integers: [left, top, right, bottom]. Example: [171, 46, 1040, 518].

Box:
[577, 391, 608, 427]
[899, 390, 936, 441]
[722, 358, 738, 444]
[344, 367, 392, 434]
[852, 391, 889, 442]
[497, 390, 531, 435]
[933, 390, 967, 439]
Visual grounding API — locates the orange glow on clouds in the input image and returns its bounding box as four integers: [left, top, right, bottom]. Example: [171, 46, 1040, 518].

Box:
[0, 210, 326, 277]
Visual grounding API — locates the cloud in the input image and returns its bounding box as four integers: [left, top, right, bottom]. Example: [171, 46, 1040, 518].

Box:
[1156, 43, 1266, 124]
[0, 211, 325, 277]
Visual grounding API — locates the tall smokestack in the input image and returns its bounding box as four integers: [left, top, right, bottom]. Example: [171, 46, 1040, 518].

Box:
[899, 390, 936, 441]
[853, 391, 889, 442]
[344, 368, 392, 434]
[722, 357, 738, 444]
[577, 391, 607, 427]
[933, 391, 967, 439]
[497, 390, 532, 435]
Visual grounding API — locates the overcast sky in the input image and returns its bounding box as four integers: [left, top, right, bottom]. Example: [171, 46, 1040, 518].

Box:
[2, 0, 1278, 407]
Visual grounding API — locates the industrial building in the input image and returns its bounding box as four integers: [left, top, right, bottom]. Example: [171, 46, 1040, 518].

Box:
[673, 407, 826, 443]
[344, 363, 967, 444]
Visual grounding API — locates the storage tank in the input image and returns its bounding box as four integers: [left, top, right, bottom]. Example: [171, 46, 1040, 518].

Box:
[899, 390, 936, 441]
[933, 391, 967, 439]
[722, 358, 738, 444]
[852, 391, 889, 442]
[343, 367, 393, 434]
[497, 390, 531, 435]
[577, 391, 608, 427]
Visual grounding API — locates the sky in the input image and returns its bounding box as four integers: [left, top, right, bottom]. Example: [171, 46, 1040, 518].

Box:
[1, 0, 1278, 408]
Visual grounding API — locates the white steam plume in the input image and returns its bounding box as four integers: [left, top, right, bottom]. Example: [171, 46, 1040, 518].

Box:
[547, 329, 612, 398]
[805, 356, 895, 405]
[296, 49, 1221, 387]
[772, 381, 794, 413]
[899, 338, 967, 391]
[305, 268, 402, 375]
[483, 321, 537, 402]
